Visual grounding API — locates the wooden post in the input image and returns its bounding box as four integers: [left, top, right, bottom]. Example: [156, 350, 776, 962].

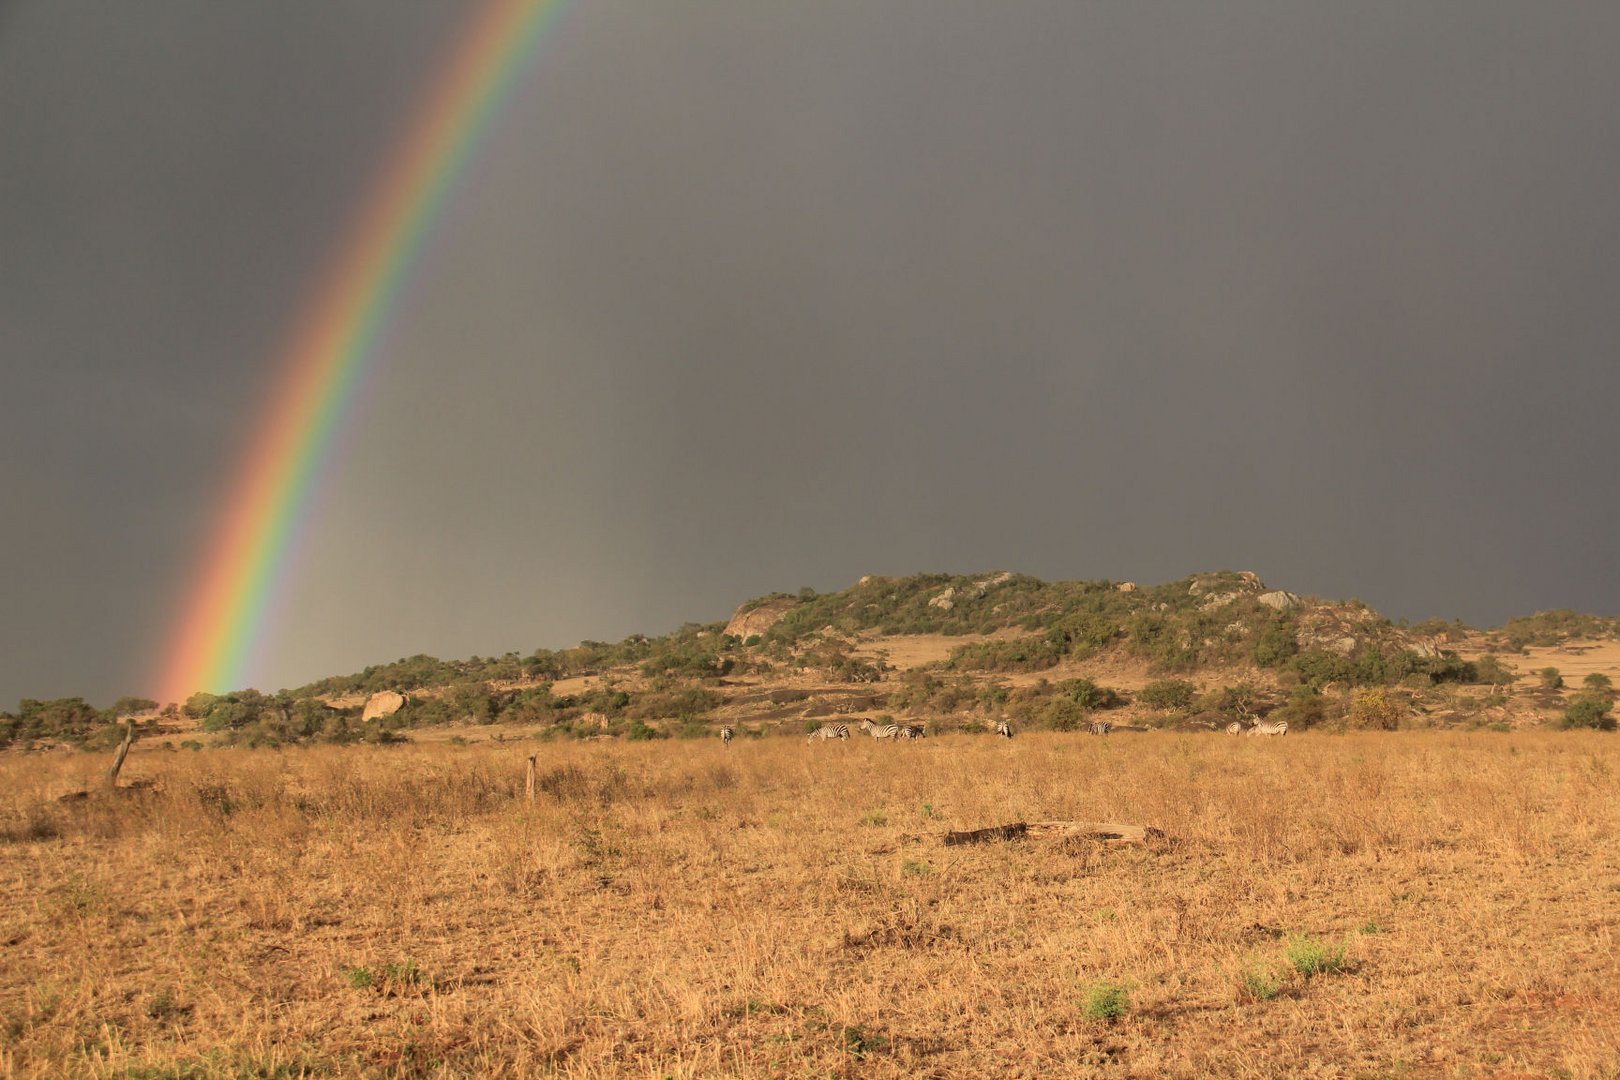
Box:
[106, 722, 137, 788]
[525, 754, 537, 803]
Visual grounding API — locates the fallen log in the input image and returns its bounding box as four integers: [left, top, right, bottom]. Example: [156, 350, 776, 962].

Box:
[943, 822, 1028, 846]
[943, 820, 1161, 846]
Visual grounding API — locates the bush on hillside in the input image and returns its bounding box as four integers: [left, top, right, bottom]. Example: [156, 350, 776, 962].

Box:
[1348, 688, 1405, 731]
[1562, 692, 1616, 731]
[1138, 679, 1196, 712]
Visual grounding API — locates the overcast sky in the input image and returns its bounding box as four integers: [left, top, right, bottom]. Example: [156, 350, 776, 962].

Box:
[5, 1, 1620, 707]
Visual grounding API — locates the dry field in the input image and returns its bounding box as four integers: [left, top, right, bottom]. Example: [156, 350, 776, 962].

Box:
[2, 733, 1618, 1078]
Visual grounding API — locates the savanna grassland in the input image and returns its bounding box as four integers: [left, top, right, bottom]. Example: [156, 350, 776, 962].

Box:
[3, 732, 1618, 1078]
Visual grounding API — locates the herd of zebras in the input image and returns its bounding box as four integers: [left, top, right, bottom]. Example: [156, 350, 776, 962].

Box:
[1227, 719, 1288, 736]
[717, 715, 1287, 746]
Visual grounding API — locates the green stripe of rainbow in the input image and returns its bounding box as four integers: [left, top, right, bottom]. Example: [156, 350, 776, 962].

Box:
[157, 0, 565, 703]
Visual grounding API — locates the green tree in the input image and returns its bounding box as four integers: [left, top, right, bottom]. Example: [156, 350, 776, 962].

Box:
[1563, 692, 1616, 730]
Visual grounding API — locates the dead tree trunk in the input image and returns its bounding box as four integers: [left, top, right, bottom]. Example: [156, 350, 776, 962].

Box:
[106, 723, 137, 788]
[525, 754, 537, 802]
[943, 820, 1161, 846]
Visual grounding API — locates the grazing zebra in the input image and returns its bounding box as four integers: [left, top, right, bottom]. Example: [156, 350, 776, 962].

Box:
[900, 723, 927, 740]
[719, 726, 733, 747]
[1225, 721, 1244, 736]
[859, 718, 901, 740]
[1245, 719, 1288, 737]
[1088, 721, 1112, 736]
[807, 723, 849, 744]
[992, 719, 1013, 739]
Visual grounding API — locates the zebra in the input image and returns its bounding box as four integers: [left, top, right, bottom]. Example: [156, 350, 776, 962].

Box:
[720, 726, 733, 747]
[1245, 719, 1288, 737]
[1225, 721, 1244, 736]
[1088, 720, 1112, 736]
[807, 723, 849, 744]
[992, 718, 1013, 739]
[859, 718, 901, 740]
[900, 723, 927, 740]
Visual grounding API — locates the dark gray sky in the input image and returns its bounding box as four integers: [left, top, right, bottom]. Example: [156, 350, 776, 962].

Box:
[5, 1, 1620, 707]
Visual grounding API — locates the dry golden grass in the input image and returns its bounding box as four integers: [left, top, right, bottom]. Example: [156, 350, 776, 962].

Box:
[2, 732, 1618, 1078]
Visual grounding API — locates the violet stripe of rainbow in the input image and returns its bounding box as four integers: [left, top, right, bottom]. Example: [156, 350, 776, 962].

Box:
[156, 0, 564, 703]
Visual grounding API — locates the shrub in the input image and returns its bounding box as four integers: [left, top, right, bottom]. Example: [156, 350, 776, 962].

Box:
[1055, 678, 1120, 709]
[1473, 654, 1517, 686]
[1138, 679, 1196, 711]
[1080, 981, 1129, 1021]
[1038, 697, 1089, 732]
[1562, 692, 1616, 731]
[1539, 667, 1564, 690]
[1582, 673, 1613, 692]
[1252, 618, 1299, 668]
[0, 697, 110, 748]
[1284, 934, 1348, 978]
[625, 720, 664, 741]
[1270, 687, 1332, 730]
[1348, 688, 1404, 731]
[1237, 963, 1283, 1002]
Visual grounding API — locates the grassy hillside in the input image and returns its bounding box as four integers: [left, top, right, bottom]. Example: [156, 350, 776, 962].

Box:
[4, 571, 1617, 751]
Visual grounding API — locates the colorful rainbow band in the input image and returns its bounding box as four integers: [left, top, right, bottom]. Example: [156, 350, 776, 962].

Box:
[157, 0, 564, 703]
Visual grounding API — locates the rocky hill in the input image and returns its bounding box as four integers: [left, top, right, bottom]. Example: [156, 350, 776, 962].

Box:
[6, 571, 1618, 751]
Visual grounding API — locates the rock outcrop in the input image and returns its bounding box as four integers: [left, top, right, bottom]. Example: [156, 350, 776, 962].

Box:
[929, 572, 1016, 611]
[361, 691, 407, 723]
[725, 596, 801, 641]
[1257, 590, 1302, 611]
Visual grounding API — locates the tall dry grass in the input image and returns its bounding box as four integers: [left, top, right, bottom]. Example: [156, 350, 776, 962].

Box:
[0, 732, 1617, 1077]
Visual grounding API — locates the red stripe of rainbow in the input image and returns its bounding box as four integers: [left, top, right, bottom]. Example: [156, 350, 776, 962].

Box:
[156, 0, 564, 703]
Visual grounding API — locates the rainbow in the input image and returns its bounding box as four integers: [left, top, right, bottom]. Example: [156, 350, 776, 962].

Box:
[156, 0, 566, 704]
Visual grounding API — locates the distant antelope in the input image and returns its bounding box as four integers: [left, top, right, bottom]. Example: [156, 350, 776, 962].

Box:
[808, 723, 849, 744]
[992, 719, 1013, 739]
[859, 718, 901, 741]
[1088, 721, 1112, 736]
[1245, 719, 1288, 737]
[720, 726, 734, 747]
[1225, 721, 1244, 736]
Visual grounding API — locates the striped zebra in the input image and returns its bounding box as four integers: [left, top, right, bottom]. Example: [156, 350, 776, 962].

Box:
[1245, 719, 1288, 737]
[1225, 721, 1244, 736]
[720, 726, 734, 747]
[1088, 721, 1112, 736]
[807, 723, 849, 744]
[859, 718, 901, 740]
[900, 723, 926, 740]
[992, 718, 1013, 739]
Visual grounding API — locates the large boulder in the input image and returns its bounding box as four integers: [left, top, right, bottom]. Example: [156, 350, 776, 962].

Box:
[361, 691, 406, 722]
[725, 595, 801, 641]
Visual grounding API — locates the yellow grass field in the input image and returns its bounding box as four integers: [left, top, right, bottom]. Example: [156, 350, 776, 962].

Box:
[2, 733, 1618, 1078]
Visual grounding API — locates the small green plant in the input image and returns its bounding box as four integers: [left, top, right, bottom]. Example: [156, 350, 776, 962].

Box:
[1237, 963, 1283, 1001]
[344, 966, 373, 989]
[380, 960, 425, 987]
[918, 802, 938, 819]
[901, 859, 930, 876]
[839, 1024, 887, 1057]
[860, 809, 888, 827]
[1284, 934, 1348, 978]
[144, 989, 189, 1023]
[1080, 981, 1129, 1021]
[1359, 919, 1387, 934]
